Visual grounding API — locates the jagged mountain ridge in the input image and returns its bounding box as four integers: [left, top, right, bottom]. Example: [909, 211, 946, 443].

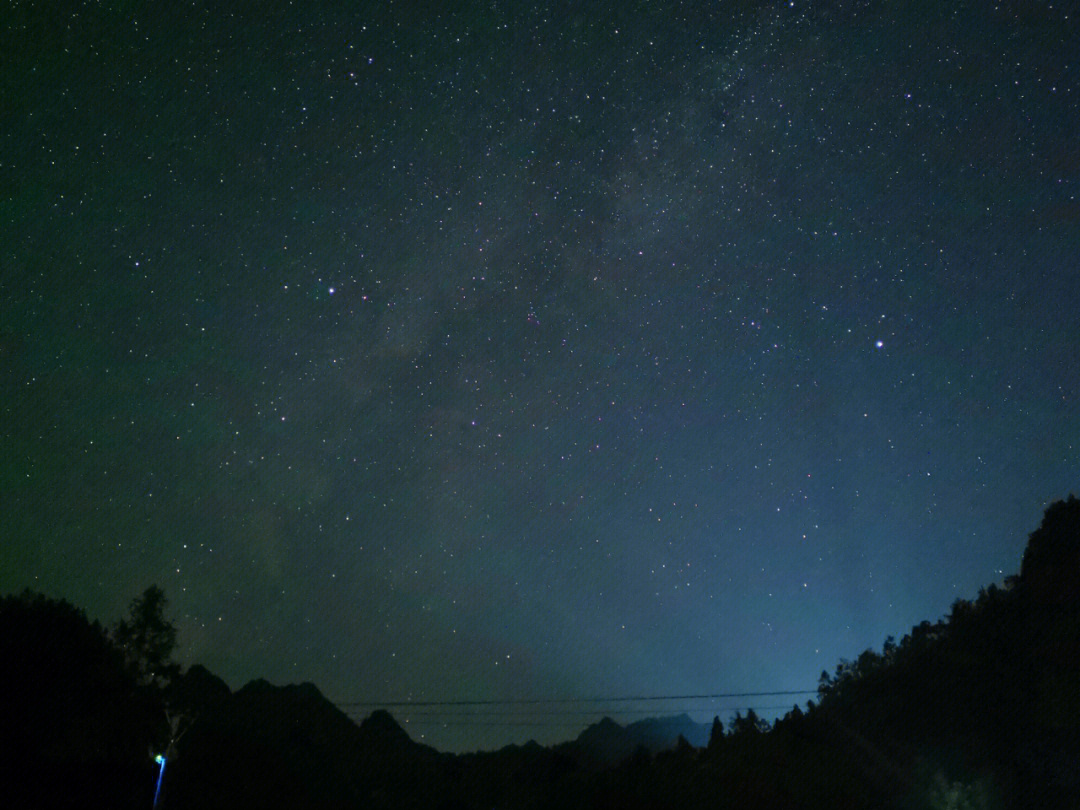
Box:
[3, 495, 1079, 808]
[165, 675, 444, 809]
[567, 713, 710, 765]
[163, 670, 714, 806]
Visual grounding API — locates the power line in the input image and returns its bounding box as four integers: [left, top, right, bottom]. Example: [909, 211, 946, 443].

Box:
[342, 704, 802, 718]
[343, 704, 803, 730]
[335, 690, 816, 708]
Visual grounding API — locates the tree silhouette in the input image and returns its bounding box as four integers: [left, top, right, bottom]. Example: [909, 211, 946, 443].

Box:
[707, 715, 724, 752]
[0, 590, 160, 809]
[111, 585, 179, 690]
[1020, 493, 1080, 605]
[728, 708, 769, 737]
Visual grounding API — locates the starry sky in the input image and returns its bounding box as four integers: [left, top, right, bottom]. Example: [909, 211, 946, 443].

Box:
[2, 0, 1078, 752]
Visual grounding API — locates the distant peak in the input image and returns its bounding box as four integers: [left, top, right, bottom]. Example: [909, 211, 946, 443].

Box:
[360, 709, 409, 739]
[365, 708, 397, 723]
[239, 678, 273, 693]
[289, 681, 326, 701]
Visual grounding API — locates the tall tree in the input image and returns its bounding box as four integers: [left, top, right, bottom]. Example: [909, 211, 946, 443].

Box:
[1020, 494, 1080, 605]
[112, 586, 179, 690]
[708, 715, 725, 752]
[729, 708, 770, 737]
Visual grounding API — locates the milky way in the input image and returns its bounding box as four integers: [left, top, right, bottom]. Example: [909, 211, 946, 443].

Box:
[2, 1, 1077, 751]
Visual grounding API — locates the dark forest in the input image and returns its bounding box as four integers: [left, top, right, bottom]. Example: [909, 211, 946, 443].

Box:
[3, 496, 1078, 809]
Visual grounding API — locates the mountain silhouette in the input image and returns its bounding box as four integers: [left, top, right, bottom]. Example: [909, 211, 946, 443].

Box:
[358, 707, 417, 746]
[570, 714, 708, 765]
[167, 676, 441, 809]
[627, 714, 709, 749]
[3, 495, 1079, 808]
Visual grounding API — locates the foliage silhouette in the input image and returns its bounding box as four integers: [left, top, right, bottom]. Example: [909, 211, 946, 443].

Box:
[3, 496, 1079, 809]
[111, 585, 180, 690]
[0, 590, 163, 809]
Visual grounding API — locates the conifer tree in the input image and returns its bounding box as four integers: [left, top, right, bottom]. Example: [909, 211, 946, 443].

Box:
[112, 585, 179, 690]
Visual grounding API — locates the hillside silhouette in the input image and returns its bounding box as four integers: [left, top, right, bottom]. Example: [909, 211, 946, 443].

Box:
[568, 714, 709, 767]
[2, 495, 1078, 809]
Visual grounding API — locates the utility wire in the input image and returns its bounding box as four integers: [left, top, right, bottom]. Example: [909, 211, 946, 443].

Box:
[343, 704, 802, 718]
[335, 689, 816, 708]
[346, 705, 802, 727]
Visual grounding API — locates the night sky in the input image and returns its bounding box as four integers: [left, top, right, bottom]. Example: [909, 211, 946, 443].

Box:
[2, 0, 1078, 752]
